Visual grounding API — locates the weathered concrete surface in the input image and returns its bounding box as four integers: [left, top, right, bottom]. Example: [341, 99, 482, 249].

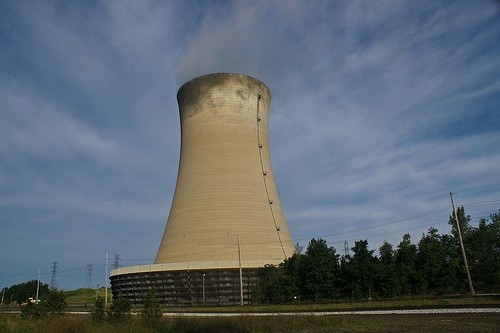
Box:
[155, 73, 295, 265]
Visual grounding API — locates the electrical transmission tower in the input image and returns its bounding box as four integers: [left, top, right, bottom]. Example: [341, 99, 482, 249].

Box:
[50, 261, 58, 290]
[113, 254, 121, 270]
[344, 241, 350, 257]
[85, 264, 94, 289]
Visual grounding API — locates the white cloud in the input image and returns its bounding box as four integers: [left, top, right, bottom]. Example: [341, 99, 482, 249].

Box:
[0, 81, 122, 164]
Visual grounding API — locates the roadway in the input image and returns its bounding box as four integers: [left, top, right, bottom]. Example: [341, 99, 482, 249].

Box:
[1, 307, 499, 316]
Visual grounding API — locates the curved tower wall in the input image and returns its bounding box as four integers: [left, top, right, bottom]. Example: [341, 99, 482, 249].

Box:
[155, 73, 294, 265]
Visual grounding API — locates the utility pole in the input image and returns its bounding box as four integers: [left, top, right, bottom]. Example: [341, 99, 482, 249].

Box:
[36, 268, 40, 301]
[450, 192, 475, 296]
[237, 234, 243, 306]
[1, 287, 5, 305]
[105, 252, 109, 306]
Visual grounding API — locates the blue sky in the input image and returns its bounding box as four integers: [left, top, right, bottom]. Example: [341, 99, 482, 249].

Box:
[1, 0, 499, 291]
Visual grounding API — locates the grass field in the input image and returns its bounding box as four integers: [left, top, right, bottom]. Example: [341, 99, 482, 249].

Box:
[158, 296, 499, 313]
[63, 288, 112, 305]
[60, 288, 499, 312]
[1, 312, 499, 333]
[1, 290, 497, 332]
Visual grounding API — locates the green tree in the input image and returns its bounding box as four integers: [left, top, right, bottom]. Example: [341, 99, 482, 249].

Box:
[467, 211, 500, 292]
[417, 227, 459, 294]
[256, 264, 299, 304]
[91, 296, 105, 323]
[41, 289, 66, 315]
[255, 209, 500, 302]
[21, 300, 47, 319]
[376, 241, 398, 297]
[448, 206, 475, 292]
[441, 233, 465, 292]
[3, 280, 49, 305]
[107, 295, 131, 323]
[300, 238, 340, 301]
[395, 234, 421, 295]
[448, 206, 472, 242]
[257, 264, 280, 303]
[281, 253, 302, 300]
[141, 288, 162, 327]
[345, 240, 376, 299]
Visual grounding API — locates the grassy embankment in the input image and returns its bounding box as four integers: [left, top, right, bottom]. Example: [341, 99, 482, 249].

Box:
[62, 288, 111, 310]
[159, 296, 499, 313]
[1, 289, 497, 333]
[1, 312, 499, 333]
[61, 288, 499, 312]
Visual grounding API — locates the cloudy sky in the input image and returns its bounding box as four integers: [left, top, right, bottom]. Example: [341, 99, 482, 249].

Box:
[1, 0, 499, 291]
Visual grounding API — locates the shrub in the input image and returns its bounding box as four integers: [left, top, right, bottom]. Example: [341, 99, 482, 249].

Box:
[21, 301, 47, 319]
[42, 290, 67, 315]
[91, 296, 106, 323]
[141, 288, 162, 327]
[107, 296, 131, 323]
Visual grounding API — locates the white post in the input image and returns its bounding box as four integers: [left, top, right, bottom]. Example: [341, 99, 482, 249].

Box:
[105, 252, 108, 306]
[202, 273, 205, 306]
[36, 268, 40, 301]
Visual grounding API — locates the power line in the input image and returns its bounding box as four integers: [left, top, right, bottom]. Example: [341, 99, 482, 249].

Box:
[255, 206, 453, 245]
[461, 199, 500, 207]
[328, 219, 450, 246]
[293, 195, 451, 229]
[291, 198, 499, 243]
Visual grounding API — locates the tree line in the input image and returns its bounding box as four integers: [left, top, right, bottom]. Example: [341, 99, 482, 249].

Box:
[256, 208, 500, 303]
[1, 280, 49, 305]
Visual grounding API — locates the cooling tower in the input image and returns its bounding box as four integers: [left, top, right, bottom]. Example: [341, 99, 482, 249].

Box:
[110, 73, 295, 306]
[155, 73, 295, 263]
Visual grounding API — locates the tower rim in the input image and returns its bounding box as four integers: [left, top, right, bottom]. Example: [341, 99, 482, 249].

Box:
[177, 73, 271, 102]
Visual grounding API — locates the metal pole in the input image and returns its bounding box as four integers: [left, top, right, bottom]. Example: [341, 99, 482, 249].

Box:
[237, 234, 243, 306]
[36, 268, 40, 301]
[202, 273, 205, 306]
[105, 252, 108, 306]
[450, 192, 475, 296]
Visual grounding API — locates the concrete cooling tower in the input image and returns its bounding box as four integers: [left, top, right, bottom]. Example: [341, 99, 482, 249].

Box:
[110, 73, 295, 306]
